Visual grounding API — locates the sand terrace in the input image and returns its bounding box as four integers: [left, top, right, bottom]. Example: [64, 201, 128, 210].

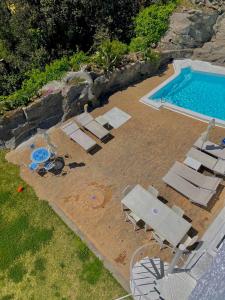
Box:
[6, 64, 225, 290]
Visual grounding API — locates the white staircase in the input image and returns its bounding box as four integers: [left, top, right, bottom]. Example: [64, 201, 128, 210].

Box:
[130, 257, 169, 300]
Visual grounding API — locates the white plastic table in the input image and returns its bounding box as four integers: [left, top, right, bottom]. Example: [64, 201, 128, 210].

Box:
[121, 185, 191, 247]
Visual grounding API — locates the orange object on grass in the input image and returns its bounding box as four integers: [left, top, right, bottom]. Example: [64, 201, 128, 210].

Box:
[17, 186, 23, 193]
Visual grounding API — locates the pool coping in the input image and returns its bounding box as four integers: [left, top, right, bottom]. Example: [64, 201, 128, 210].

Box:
[140, 59, 225, 128]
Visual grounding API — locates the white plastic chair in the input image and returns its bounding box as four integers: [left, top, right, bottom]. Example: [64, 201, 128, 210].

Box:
[172, 205, 184, 217]
[151, 231, 167, 250]
[182, 234, 199, 248]
[122, 185, 134, 197]
[121, 185, 134, 212]
[124, 211, 141, 231]
[147, 185, 159, 198]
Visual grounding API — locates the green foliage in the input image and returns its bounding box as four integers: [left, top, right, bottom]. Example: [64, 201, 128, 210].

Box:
[8, 263, 27, 283]
[69, 51, 89, 71]
[0, 214, 53, 271]
[143, 49, 160, 65]
[134, 1, 177, 45]
[1, 294, 14, 300]
[0, 57, 70, 113]
[76, 243, 90, 262]
[0, 1, 176, 114]
[0, 0, 145, 96]
[0, 192, 11, 205]
[129, 36, 149, 53]
[79, 258, 103, 285]
[92, 39, 128, 73]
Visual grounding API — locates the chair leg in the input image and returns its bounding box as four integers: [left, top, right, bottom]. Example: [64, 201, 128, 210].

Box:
[145, 224, 150, 232]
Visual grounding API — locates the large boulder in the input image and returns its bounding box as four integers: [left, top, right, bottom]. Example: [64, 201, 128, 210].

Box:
[191, 0, 225, 11]
[159, 10, 218, 50]
[193, 13, 225, 65]
[0, 108, 26, 144]
[62, 82, 89, 120]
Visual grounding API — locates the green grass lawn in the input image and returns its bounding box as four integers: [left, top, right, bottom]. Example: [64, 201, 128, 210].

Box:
[0, 151, 127, 300]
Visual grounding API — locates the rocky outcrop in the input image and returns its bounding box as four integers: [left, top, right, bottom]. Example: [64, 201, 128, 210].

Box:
[159, 7, 225, 66]
[192, 13, 225, 65]
[0, 60, 160, 149]
[191, 0, 225, 11]
[159, 10, 218, 50]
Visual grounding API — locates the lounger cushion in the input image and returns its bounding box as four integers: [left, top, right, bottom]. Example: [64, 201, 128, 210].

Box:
[194, 137, 225, 160]
[163, 171, 215, 206]
[85, 120, 109, 140]
[70, 129, 96, 152]
[171, 161, 222, 191]
[187, 147, 225, 176]
[187, 148, 217, 171]
[75, 112, 94, 126]
[61, 121, 79, 135]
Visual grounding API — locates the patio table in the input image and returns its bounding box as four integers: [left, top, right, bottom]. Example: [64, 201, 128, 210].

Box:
[31, 147, 51, 164]
[121, 184, 191, 247]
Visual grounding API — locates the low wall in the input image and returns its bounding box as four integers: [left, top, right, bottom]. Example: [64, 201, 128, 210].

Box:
[0, 51, 192, 149]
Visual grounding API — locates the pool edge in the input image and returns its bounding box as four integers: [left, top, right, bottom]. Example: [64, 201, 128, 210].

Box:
[140, 59, 225, 128]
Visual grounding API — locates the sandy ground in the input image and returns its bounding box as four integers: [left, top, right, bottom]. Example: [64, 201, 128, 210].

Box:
[7, 64, 225, 288]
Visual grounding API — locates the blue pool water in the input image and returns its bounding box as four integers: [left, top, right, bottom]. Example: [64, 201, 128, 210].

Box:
[150, 67, 225, 121]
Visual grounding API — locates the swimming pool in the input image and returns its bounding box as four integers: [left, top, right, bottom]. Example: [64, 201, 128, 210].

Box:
[141, 60, 225, 126]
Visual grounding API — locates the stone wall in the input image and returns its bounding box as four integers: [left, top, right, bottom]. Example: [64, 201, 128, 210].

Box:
[0, 60, 165, 149]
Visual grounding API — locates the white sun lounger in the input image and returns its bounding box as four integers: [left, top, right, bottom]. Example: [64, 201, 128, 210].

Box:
[163, 171, 215, 206]
[171, 161, 222, 191]
[187, 147, 225, 176]
[194, 137, 225, 160]
[75, 112, 110, 141]
[61, 121, 97, 152]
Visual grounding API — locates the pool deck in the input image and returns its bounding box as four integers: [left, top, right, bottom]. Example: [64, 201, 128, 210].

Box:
[6, 64, 225, 291]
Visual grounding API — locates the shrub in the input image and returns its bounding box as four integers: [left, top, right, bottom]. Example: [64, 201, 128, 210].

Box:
[92, 39, 128, 73]
[134, 1, 177, 46]
[0, 57, 70, 113]
[143, 49, 160, 65]
[129, 36, 149, 53]
[69, 51, 89, 71]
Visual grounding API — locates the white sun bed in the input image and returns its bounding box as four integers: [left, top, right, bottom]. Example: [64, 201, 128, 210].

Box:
[61, 121, 97, 152]
[171, 161, 222, 191]
[194, 136, 225, 160]
[187, 147, 225, 176]
[102, 107, 131, 129]
[75, 112, 110, 141]
[163, 171, 215, 207]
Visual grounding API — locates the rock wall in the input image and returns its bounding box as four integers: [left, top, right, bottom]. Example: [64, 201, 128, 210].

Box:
[192, 13, 225, 64]
[0, 60, 162, 149]
[159, 10, 218, 50]
[158, 7, 225, 66]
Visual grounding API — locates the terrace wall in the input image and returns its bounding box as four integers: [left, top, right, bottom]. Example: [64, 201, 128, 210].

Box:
[0, 50, 191, 149]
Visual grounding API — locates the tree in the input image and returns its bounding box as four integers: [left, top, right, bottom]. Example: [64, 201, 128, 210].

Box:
[0, 0, 164, 96]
